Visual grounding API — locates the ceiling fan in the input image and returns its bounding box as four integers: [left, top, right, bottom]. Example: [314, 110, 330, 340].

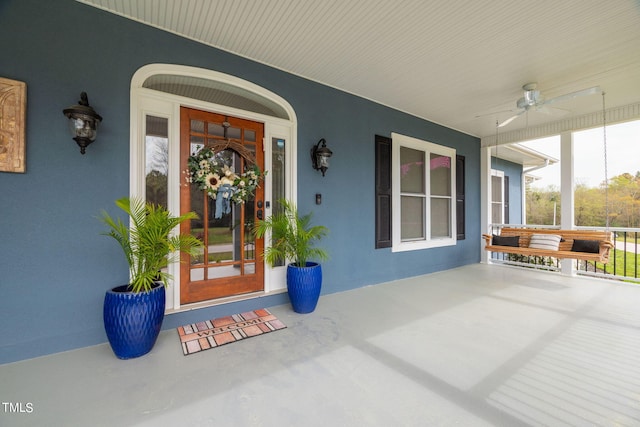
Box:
[497, 82, 601, 128]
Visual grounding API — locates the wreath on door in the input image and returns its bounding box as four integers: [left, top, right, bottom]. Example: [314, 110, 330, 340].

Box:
[185, 140, 266, 218]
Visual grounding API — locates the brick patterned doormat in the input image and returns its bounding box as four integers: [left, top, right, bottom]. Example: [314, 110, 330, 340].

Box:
[177, 309, 287, 355]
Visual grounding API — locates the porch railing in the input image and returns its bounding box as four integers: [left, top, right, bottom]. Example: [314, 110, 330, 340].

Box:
[487, 224, 640, 284]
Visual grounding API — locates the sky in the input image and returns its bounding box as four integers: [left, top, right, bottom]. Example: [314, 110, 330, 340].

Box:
[519, 119, 640, 189]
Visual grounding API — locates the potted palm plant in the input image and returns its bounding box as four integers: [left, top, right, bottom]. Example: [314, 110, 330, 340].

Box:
[254, 199, 328, 313]
[100, 197, 202, 359]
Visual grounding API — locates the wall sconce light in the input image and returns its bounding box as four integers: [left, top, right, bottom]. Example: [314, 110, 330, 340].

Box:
[310, 138, 333, 176]
[63, 92, 102, 154]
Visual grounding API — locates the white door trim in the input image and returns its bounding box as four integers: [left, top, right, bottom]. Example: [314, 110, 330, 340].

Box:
[130, 64, 297, 312]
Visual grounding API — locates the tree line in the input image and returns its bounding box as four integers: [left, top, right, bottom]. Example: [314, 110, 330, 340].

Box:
[526, 172, 640, 228]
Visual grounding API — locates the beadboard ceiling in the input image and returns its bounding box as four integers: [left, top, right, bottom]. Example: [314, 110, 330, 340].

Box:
[79, 0, 640, 139]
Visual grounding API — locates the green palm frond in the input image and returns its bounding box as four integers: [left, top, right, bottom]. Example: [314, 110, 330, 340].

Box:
[100, 197, 203, 293]
[254, 199, 328, 267]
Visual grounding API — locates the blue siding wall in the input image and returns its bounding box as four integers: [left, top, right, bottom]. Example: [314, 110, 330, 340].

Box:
[0, 0, 480, 364]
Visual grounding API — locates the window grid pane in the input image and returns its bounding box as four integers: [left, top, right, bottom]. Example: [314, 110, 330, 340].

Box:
[430, 154, 451, 196]
[401, 195, 425, 240]
[190, 119, 204, 133]
[492, 175, 503, 202]
[430, 197, 451, 238]
[400, 147, 425, 194]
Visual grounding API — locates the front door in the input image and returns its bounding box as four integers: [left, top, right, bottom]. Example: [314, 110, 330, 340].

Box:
[180, 107, 265, 304]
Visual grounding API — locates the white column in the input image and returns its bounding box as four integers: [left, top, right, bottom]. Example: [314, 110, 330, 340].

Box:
[521, 173, 527, 225]
[481, 146, 492, 263]
[560, 131, 576, 275]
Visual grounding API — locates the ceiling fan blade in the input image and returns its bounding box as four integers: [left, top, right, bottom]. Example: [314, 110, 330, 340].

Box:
[544, 86, 601, 106]
[541, 105, 571, 116]
[536, 105, 554, 115]
[498, 110, 525, 127]
[474, 109, 514, 119]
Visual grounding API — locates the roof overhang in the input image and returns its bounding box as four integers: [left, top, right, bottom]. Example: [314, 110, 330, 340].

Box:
[490, 143, 558, 169]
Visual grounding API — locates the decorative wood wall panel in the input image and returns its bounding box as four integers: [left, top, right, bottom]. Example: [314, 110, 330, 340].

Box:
[0, 77, 26, 173]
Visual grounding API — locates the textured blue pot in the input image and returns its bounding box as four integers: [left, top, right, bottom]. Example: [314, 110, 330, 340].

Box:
[286, 262, 322, 313]
[103, 282, 166, 359]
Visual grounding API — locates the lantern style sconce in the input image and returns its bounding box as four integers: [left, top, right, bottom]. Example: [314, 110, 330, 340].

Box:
[63, 92, 102, 154]
[310, 138, 333, 176]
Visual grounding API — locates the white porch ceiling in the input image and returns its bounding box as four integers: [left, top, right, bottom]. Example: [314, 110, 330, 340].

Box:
[79, 0, 640, 139]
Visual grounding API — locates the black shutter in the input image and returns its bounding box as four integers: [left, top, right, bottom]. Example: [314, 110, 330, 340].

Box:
[456, 155, 466, 240]
[375, 135, 392, 248]
[503, 175, 510, 224]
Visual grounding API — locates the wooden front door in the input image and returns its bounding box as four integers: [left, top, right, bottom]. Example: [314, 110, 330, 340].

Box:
[180, 107, 264, 304]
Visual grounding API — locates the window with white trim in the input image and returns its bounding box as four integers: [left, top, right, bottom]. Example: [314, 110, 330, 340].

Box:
[392, 133, 456, 251]
[491, 169, 505, 224]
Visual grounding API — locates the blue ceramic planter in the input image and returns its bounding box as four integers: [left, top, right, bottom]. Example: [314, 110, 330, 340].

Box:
[286, 262, 322, 313]
[103, 282, 166, 359]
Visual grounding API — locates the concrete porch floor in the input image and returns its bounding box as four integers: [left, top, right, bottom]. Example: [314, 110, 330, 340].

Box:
[2, 263, 640, 426]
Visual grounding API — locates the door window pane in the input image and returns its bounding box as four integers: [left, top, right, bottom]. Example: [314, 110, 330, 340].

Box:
[145, 115, 168, 208]
[207, 122, 224, 137]
[245, 129, 256, 142]
[191, 119, 204, 133]
[190, 136, 204, 154]
[271, 137, 287, 266]
[272, 138, 286, 203]
[189, 184, 205, 268]
[228, 126, 241, 139]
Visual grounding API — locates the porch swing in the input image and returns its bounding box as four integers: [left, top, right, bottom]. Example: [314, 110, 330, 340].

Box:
[483, 92, 614, 263]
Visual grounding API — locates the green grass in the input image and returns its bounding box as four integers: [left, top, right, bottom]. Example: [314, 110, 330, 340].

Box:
[191, 227, 233, 245]
[189, 226, 256, 264]
[615, 235, 639, 243]
[606, 248, 639, 280]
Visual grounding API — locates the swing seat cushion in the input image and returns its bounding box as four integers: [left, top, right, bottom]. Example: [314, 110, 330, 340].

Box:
[528, 234, 562, 251]
[571, 239, 600, 253]
[492, 235, 519, 247]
